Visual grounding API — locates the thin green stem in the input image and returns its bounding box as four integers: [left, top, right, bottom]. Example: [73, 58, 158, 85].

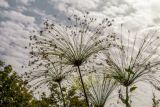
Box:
[125, 86, 130, 107]
[77, 65, 90, 107]
[58, 82, 66, 107]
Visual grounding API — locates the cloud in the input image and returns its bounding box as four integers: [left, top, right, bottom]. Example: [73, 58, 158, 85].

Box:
[48, 0, 133, 16]
[0, 0, 9, 8]
[48, 0, 160, 31]
[120, 0, 160, 30]
[15, 0, 35, 6]
[49, 0, 98, 11]
[0, 0, 160, 106]
[1, 10, 35, 25]
[31, 8, 56, 20]
[0, 21, 29, 72]
[0, 10, 37, 73]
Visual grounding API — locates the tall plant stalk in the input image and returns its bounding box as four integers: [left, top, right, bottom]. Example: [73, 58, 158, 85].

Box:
[77, 66, 90, 107]
[58, 82, 66, 107]
[125, 86, 130, 107]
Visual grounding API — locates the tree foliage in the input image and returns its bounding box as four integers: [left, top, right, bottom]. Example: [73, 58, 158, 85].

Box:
[0, 61, 33, 107]
[47, 83, 87, 107]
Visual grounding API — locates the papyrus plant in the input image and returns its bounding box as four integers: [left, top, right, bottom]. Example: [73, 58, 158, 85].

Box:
[28, 12, 115, 107]
[152, 92, 159, 107]
[104, 28, 160, 107]
[24, 58, 72, 107]
[87, 74, 117, 107]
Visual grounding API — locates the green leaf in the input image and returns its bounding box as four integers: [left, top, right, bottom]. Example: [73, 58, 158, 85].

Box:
[125, 67, 134, 74]
[130, 86, 137, 92]
[0, 60, 4, 67]
[120, 97, 126, 104]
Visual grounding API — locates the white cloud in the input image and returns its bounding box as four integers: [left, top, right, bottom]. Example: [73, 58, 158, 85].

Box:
[16, 0, 35, 6]
[0, 10, 37, 73]
[0, 0, 160, 106]
[1, 10, 35, 25]
[0, 0, 9, 8]
[50, 0, 98, 11]
[122, 0, 160, 28]
[32, 8, 56, 20]
[48, 0, 160, 31]
[0, 20, 35, 73]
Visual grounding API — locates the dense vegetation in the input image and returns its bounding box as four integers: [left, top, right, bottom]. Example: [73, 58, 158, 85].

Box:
[0, 61, 33, 107]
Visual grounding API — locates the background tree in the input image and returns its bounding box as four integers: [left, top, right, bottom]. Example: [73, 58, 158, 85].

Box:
[48, 83, 87, 107]
[0, 61, 33, 107]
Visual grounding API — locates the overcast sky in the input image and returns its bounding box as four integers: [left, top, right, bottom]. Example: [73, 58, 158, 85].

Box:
[1, 0, 160, 106]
